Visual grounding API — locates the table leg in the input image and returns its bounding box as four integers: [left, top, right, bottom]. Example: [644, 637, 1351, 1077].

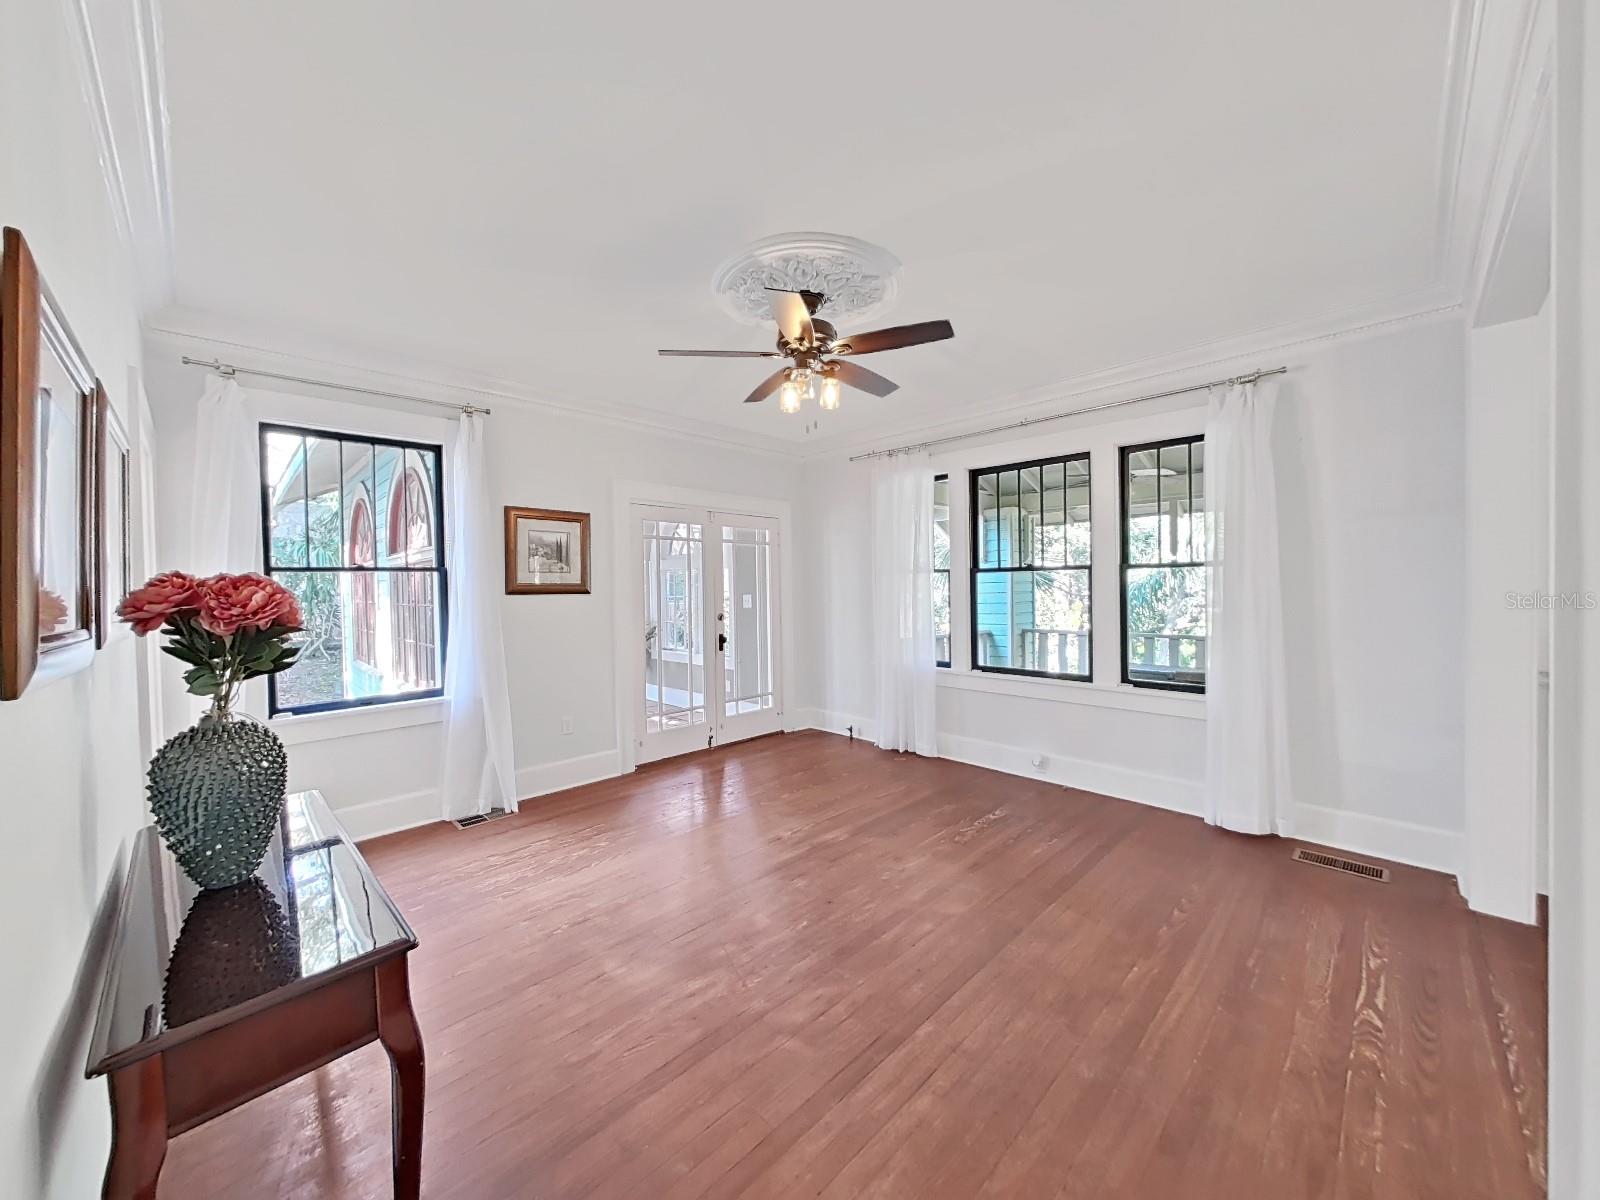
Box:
[375, 956, 425, 1200]
[104, 1055, 167, 1200]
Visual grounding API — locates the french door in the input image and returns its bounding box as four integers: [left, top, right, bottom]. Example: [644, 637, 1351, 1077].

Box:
[636, 505, 782, 763]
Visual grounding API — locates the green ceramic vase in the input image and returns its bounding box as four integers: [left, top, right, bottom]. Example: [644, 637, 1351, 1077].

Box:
[147, 712, 289, 889]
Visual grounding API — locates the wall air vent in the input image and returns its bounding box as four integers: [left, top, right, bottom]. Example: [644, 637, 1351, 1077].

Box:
[453, 808, 511, 830]
[1291, 846, 1390, 883]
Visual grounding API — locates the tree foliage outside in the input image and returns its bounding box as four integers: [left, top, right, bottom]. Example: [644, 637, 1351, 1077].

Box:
[271, 493, 345, 661]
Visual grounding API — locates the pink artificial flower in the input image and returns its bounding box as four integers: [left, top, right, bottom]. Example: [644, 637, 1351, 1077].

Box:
[117, 571, 202, 635]
[37, 587, 68, 636]
[196, 573, 303, 637]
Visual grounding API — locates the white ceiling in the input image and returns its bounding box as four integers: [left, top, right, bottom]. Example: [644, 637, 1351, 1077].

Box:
[154, 2, 1458, 447]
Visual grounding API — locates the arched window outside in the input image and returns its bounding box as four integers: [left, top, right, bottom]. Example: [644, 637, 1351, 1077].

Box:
[348, 497, 377, 667]
[388, 465, 439, 689]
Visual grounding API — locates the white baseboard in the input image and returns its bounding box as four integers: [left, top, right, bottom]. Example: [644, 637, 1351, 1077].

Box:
[342, 748, 624, 842]
[936, 730, 1204, 816]
[1290, 802, 1463, 877]
[515, 748, 622, 802]
[338, 788, 441, 842]
[797, 712, 1461, 878]
[799, 708, 877, 742]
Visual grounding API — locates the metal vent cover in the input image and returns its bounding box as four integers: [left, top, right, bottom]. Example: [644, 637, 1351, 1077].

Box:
[453, 808, 511, 830]
[1291, 846, 1390, 883]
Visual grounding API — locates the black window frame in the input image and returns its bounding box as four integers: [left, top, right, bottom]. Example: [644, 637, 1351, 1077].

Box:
[259, 422, 450, 717]
[1119, 434, 1207, 693]
[933, 473, 951, 668]
[968, 451, 1092, 682]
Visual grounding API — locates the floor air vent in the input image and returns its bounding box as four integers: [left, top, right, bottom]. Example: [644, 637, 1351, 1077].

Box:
[1291, 847, 1390, 883]
[454, 808, 511, 830]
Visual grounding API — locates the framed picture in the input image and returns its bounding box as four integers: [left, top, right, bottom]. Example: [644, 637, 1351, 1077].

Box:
[1, 227, 99, 699]
[504, 506, 590, 595]
[96, 395, 132, 646]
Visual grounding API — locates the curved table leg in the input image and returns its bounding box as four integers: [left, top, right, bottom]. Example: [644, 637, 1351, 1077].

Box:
[375, 956, 425, 1200]
[104, 1055, 167, 1199]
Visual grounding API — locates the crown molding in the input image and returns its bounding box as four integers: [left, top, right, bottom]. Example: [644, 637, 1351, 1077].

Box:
[63, 0, 177, 314]
[143, 317, 803, 460]
[799, 288, 1464, 461]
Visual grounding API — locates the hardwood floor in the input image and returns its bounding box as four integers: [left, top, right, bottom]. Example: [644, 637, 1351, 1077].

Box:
[157, 731, 1547, 1199]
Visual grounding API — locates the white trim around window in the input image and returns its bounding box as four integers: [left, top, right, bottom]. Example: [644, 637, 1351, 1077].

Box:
[929, 401, 1210, 718]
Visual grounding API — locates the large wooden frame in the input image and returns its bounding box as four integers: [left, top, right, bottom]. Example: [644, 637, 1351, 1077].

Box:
[96, 392, 131, 648]
[1, 227, 101, 699]
[504, 505, 591, 595]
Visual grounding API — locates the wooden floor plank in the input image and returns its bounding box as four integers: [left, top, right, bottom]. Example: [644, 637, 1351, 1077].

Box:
[155, 732, 1547, 1199]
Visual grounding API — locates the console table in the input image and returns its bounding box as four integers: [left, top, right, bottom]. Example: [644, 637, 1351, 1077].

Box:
[86, 790, 424, 1199]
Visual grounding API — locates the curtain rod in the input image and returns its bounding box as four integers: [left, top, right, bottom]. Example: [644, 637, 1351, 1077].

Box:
[179, 356, 492, 416]
[848, 366, 1287, 461]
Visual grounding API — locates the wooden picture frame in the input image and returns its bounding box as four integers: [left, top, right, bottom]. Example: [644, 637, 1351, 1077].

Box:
[504, 506, 590, 595]
[1, 227, 100, 699]
[96, 392, 131, 647]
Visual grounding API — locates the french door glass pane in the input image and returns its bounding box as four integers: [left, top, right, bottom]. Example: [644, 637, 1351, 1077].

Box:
[721, 525, 774, 717]
[643, 519, 706, 733]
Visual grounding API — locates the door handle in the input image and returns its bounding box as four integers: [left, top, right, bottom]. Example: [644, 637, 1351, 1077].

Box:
[718, 633, 728, 653]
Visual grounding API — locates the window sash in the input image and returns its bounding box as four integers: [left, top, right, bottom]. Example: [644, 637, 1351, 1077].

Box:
[933, 473, 951, 667]
[969, 453, 1091, 681]
[259, 423, 449, 717]
[1120, 435, 1207, 693]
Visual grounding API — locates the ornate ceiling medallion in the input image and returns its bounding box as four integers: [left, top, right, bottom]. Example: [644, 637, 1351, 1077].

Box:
[711, 233, 902, 327]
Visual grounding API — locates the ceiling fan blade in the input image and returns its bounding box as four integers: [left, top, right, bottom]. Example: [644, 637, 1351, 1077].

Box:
[766, 288, 815, 346]
[658, 349, 784, 358]
[834, 319, 954, 356]
[743, 368, 791, 404]
[830, 360, 899, 398]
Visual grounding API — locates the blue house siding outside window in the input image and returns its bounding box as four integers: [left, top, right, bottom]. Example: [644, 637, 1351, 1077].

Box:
[970, 455, 1091, 680]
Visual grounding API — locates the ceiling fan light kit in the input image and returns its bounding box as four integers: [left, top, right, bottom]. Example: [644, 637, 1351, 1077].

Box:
[662, 236, 953, 415]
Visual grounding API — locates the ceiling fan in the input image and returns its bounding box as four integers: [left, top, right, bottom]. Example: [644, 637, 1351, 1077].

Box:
[659, 288, 954, 413]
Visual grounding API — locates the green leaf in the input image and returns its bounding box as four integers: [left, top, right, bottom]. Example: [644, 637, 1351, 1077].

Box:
[160, 641, 211, 668]
[186, 676, 222, 696]
[182, 665, 217, 687]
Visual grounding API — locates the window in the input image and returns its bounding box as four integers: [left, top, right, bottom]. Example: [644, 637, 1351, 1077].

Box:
[933, 474, 951, 666]
[970, 454, 1091, 679]
[347, 498, 377, 667]
[1121, 435, 1207, 691]
[261, 424, 448, 715]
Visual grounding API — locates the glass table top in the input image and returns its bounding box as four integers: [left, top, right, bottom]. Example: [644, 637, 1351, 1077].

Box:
[86, 790, 416, 1077]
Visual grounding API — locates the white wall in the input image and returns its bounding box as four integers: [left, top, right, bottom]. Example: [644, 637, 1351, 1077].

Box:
[141, 350, 805, 836]
[1463, 305, 1551, 922]
[0, 2, 160, 1195]
[1548, 0, 1600, 1191]
[801, 316, 1468, 872]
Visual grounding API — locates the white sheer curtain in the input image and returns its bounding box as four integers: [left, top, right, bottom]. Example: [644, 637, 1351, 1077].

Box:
[870, 453, 938, 756]
[1204, 378, 1291, 834]
[189, 375, 266, 718]
[439, 413, 518, 819]
[190, 375, 262, 575]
